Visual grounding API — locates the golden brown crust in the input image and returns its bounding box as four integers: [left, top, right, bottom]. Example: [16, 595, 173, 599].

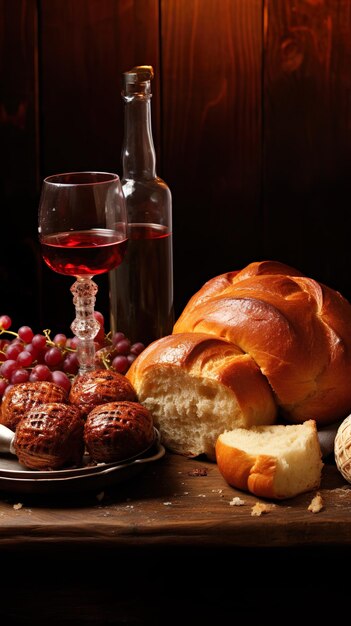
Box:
[0, 381, 67, 432]
[215, 438, 277, 499]
[69, 369, 137, 417]
[127, 332, 277, 429]
[84, 401, 154, 464]
[174, 260, 351, 425]
[14, 402, 84, 470]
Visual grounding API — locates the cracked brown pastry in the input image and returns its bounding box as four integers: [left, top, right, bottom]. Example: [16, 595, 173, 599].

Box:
[84, 401, 154, 463]
[14, 402, 84, 470]
[0, 381, 68, 432]
[69, 369, 137, 417]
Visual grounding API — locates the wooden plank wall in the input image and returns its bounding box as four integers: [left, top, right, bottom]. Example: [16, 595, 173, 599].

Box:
[1, 0, 350, 335]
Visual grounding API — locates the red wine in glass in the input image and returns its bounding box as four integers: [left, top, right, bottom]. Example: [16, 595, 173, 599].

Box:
[41, 229, 128, 276]
[38, 171, 128, 374]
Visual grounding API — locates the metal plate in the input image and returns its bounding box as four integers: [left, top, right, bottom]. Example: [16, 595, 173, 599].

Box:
[0, 429, 165, 495]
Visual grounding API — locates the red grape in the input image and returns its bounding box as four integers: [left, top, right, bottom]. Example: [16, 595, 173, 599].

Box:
[130, 342, 145, 355]
[127, 353, 136, 365]
[6, 344, 23, 360]
[69, 336, 79, 349]
[0, 313, 146, 397]
[51, 370, 71, 392]
[11, 368, 30, 384]
[111, 355, 129, 373]
[115, 339, 131, 355]
[18, 326, 34, 343]
[32, 334, 47, 350]
[53, 333, 67, 347]
[112, 331, 125, 346]
[94, 311, 104, 327]
[0, 315, 12, 330]
[45, 347, 63, 367]
[26, 343, 39, 359]
[30, 364, 52, 382]
[63, 353, 79, 375]
[0, 360, 17, 380]
[16, 350, 34, 367]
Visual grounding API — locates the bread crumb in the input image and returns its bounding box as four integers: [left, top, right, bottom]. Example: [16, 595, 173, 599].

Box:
[308, 492, 324, 513]
[251, 502, 275, 517]
[229, 497, 245, 506]
[163, 502, 172, 506]
[188, 468, 208, 477]
[13, 503, 23, 510]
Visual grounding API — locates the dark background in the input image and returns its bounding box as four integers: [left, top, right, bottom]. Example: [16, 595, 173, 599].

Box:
[1, 0, 351, 336]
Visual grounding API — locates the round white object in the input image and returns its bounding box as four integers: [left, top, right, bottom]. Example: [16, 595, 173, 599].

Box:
[334, 415, 351, 483]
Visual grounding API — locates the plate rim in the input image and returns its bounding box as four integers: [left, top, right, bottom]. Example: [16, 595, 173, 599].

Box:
[0, 428, 161, 479]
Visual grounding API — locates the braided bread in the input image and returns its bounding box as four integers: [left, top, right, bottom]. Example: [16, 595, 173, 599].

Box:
[174, 260, 351, 425]
[127, 261, 351, 458]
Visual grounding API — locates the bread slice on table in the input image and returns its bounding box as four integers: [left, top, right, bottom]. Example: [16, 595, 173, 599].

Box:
[216, 420, 323, 499]
[127, 332, 277, 460]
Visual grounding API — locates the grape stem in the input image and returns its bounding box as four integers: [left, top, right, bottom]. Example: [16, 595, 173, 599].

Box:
[0, 329, 18, 338]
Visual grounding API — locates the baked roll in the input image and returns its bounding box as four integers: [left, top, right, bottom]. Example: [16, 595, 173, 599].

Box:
[174, 260, 351, 425]
[127, 332, 277, 459]
[69, 369, 137, 417]
[84, 401, 154, 463]
[0, 381, 67, 432]
[14, 402, 84, 470]
[215, 420, 323, 499]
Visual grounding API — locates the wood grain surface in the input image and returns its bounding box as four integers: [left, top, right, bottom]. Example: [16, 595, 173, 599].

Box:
[162, 0, 263, 311]
[38, 0, 160, 331]
[0, 0, 42, 329]
[0, 452, 349, 624]
[263, 0, 351, 296]
[0, 452, 349, 549]
[1, 1, 351, 334]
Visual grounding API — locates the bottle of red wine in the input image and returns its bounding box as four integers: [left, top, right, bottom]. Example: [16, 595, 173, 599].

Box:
[109, 65, 174, 347]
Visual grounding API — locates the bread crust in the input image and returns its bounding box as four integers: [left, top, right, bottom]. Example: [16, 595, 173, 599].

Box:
[215, 420, 323, 499]
[14, 402, 84, 470]
[127, 332, 277, 457]
[69, 369, 137, 417]
[174, 261, 351, 425]
[215, 440, 278, 499]
[0, 381, 67, 432]
[84, 401, 155, 463]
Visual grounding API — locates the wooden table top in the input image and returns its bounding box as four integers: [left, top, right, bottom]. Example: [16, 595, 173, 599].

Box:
[0, 451, 350, 550]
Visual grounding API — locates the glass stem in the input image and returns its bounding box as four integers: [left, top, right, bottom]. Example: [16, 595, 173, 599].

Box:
[70, 277, 100, 374]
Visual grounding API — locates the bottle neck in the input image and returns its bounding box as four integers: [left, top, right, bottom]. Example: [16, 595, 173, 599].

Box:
[122, 96, 156, 180]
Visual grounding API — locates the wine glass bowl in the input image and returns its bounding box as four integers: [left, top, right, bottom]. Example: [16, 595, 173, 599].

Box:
[38, 171, 128, 374]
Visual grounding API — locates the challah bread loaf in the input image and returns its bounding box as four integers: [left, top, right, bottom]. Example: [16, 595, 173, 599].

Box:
[174, 260, 351, 426]
[215, 420, 323, 499]
[126, 333, 277, 459]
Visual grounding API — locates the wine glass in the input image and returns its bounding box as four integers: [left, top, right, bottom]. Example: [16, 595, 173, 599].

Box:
[38, 171, 128, 374]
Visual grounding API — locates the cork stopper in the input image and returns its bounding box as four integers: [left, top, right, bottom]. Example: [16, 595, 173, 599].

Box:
[122, 65, 154, 99]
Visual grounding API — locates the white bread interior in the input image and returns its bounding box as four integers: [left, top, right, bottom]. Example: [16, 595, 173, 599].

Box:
[216, 420, 323, 499]
[127, 333, 277, 459]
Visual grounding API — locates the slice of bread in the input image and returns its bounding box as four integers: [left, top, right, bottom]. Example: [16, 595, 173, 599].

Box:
[215, 420, 323, 499]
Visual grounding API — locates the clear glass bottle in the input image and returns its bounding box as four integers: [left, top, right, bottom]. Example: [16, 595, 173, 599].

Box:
[109, 65, 174, 347]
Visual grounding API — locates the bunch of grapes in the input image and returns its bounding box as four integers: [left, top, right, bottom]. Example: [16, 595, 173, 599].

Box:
[0, 313, 145, 400]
